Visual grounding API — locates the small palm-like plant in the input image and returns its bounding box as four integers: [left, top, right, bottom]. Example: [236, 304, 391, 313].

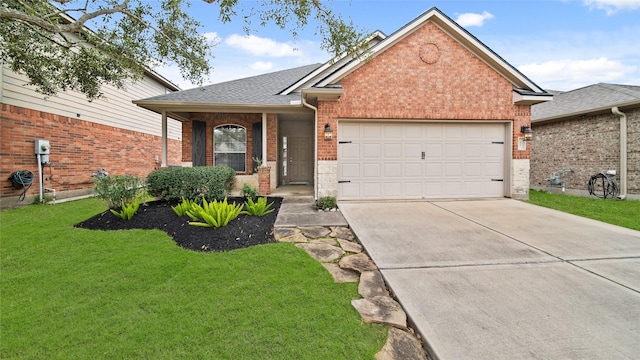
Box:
[187, 198, 243, 228]
[243, 197, 274, 216]
[171, 197, 198, 216]
[110, 199, 140, 220]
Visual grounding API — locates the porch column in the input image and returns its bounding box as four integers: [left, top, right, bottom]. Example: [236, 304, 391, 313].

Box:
[261, 112, 267, 163]
[161, 111, 168, 167]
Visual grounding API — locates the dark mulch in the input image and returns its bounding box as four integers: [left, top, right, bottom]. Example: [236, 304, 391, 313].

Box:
[75, 197, 282, 252]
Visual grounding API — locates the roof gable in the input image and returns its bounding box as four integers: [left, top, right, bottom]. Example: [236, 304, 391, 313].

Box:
[532, 83, 640, 122]
[303, 7, 546, 95]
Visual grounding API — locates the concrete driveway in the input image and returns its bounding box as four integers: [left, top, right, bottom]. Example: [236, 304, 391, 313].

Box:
[339, 199, 640, 360]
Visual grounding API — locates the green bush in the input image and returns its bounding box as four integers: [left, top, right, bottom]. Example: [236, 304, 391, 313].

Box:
[187, 198, 243, 228]
[243, 197, 274, 216]
[110, 199, 140, 220]
[240, 183, 258, 200]
[93, 175, 144, 209]
[146, 166, 236, 202]
[317, 196, 337, 210]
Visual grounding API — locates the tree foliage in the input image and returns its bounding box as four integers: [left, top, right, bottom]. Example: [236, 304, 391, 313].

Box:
[0, 0, 366, 101]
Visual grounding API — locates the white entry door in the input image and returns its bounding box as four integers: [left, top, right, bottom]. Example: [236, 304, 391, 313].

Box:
[338, 122, 506, 200]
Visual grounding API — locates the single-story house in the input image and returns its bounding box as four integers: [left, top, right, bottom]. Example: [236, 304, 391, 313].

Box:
[135, 7, 552, 201]
[530, 83, 639, 199]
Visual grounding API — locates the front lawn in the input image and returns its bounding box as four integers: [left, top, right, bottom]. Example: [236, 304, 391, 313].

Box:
[527, 190, 640, 231]
[0, 199, 386, 359]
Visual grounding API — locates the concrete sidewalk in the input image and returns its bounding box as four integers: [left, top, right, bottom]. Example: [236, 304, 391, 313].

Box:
[340, 199, 640, 360]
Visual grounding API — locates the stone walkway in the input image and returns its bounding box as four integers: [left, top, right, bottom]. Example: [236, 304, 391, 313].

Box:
[274, 225, 428, 360]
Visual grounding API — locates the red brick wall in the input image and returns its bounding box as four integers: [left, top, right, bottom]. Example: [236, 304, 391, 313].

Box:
[317, 21, 531, 160]
[1, 103, 181, 201]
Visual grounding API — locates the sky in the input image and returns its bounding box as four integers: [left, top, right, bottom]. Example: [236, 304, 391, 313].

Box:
[157, 0, 640, 92]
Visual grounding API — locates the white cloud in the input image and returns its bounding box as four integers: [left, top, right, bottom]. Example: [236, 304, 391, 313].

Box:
[225, 34, 302, 57]
[455, 11, 494, 27]
[518, 57, 638, 90]
[584, 0, 640, 14]
[203, 32, 220, 44]
[250, 61, 274, 71]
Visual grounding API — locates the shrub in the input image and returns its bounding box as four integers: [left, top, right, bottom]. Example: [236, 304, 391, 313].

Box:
[110, 199, 140, 220]
[94, 175, 144, 209]
[187, 198, 243, 228]
[146, 166, 235, 202]
[243, 197, 274, 216]
[240, 183, 258, 200]
[317, 196, 337, 210]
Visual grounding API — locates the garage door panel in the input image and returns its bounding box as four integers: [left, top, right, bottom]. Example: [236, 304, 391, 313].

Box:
[363, 124, 382, 139]
[363, 143, 381, 158]
[363, 163, 381, 178]
[444, 144, 463, 158]
[363, 183, 382, 198]
[384, 143, 402, 158]
[338, 122, 506, 200]
[405, 162, 423, 177]
[340, 162, 360, 178]
[384, 163, 402, 177]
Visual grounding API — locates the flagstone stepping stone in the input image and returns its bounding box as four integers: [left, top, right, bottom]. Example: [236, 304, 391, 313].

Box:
[359, 270, 388, 299]
[274, 227, 299, 241]
[322, 263, 359, 283]
[278, 232, 308, 243]
[339, 253, 377, 273]
[296, 243, 345, 262]
[330, 226, 355, 241]
[351, 295, 407, 329]
[337, 239, 363, 253]
[375, 327, 428, 360]
[311, 237, 338, 246]
[300, 226, 331, 239]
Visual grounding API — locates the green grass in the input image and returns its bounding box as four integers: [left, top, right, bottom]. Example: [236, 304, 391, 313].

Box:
[0, 199, 386, 359]
[527, 190, 640, 231]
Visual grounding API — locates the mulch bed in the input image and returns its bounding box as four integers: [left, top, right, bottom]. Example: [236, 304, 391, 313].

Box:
[75, 197, 282, 252]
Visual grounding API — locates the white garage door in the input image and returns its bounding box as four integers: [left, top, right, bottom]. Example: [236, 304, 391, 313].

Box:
[338, 122, 506, 200]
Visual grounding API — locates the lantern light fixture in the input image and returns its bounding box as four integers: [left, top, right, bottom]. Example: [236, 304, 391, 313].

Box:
[324, 123, 333, 141]
[520, 125, 533, 141]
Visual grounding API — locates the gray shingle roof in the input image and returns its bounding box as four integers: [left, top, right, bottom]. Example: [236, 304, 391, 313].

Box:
[140, 63, 322, 105]
[532, 83, 640, 121]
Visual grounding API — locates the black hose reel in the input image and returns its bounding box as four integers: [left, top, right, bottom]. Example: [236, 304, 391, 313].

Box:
[9, 170, 35, 202]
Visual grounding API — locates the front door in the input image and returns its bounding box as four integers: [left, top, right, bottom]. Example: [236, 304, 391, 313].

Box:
[288, 137, 311, 183]
[279, 117, 314, 185]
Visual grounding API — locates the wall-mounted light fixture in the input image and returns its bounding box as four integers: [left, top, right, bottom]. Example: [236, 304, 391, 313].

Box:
[324, 123, 333, 141]
[520, 125, 533, 141]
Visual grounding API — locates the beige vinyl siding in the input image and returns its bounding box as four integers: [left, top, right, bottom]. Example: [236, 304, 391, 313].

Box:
[1, 65, 181, 140]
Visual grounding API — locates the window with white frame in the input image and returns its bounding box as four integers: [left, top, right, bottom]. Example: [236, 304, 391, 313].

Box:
[214, 125, 246, 172]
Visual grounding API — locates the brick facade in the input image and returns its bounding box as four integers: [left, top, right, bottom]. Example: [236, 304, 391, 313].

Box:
[531, 107, 639, 196]
[316, 21, 531, 161]
[0, 103, 181, 207]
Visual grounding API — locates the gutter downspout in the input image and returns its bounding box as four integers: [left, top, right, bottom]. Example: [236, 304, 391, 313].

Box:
[302, 95, 318, 201]
[611, 107, 627, 200]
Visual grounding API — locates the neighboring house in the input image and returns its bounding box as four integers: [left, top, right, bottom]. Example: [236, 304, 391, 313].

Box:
[530, 83, 640, 199]
[135, 7, 551, 201]
[0, 64, 182, 208]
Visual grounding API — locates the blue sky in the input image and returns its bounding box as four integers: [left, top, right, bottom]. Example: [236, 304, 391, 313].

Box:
[158, 0, 640, 91]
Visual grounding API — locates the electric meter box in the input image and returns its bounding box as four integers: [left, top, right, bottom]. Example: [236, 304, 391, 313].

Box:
[35, 139, 50, 155]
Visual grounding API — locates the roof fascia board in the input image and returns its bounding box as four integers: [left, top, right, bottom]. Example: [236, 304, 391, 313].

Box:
[280, 31, 387, 95]
[532, 99, 640, 123]
[133, 100, 313, 115]
[513, 91, 553, 105]
[301, 87, 344, 101]
[317, 8, 545, 93]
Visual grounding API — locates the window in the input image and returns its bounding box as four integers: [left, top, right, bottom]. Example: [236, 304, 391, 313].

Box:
[214, 125, 246, 172]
